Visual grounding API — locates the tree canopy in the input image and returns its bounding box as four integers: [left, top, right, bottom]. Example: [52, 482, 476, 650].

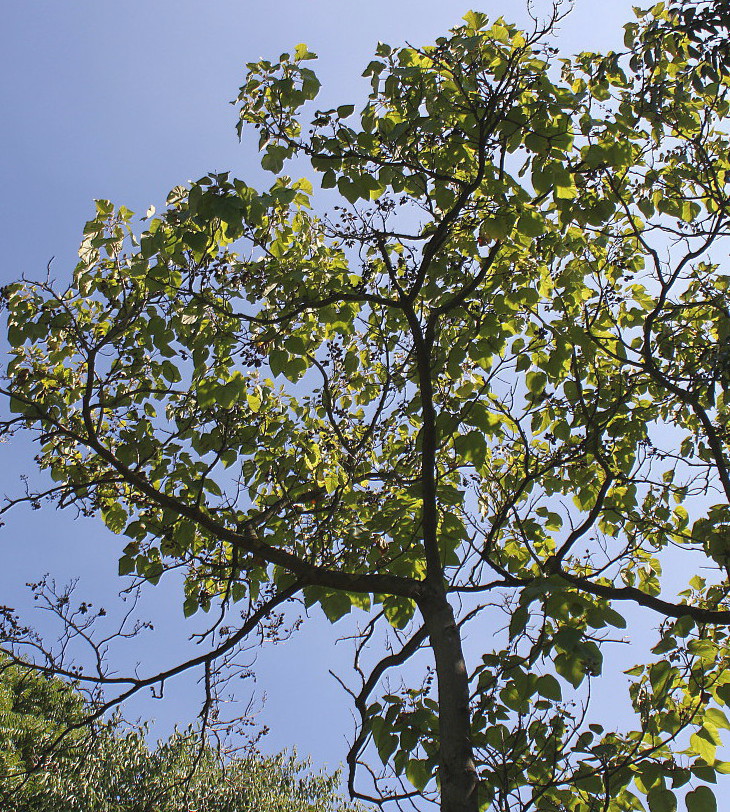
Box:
[3, 3, 730, 811]
[0, 657, 357, 811]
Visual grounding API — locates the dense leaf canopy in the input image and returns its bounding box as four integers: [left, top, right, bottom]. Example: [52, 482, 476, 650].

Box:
[0, 658, 356, 811]
[3, 3, 730, 811]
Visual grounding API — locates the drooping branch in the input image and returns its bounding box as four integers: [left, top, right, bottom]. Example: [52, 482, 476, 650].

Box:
[344, 623, 430, 806]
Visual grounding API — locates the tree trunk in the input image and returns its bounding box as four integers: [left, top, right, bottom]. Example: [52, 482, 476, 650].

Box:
[420, 591, 479, 812]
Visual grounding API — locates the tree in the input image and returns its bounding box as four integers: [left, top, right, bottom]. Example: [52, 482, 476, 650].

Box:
[0, 657, 358, 811]
[644, 0, 730, 74]
[3, 4, 730, 810]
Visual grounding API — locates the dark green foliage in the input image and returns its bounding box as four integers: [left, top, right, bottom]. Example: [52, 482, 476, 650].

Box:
[0, 659, 357, 812]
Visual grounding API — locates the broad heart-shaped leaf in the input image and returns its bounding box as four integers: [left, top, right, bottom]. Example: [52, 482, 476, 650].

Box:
[319, 590, 352, 623]
[282, 356, 308, 383]
[516, 209, 546, 237]
[554, 652, 585, 689]
[371, 717, 398, 765]
[454, 430, 488, 467]
[647, 787, 677, 812]
[261, 145, 288, 174]
[102, 502, 127, 534]
[705, 707, 730, 731]
[382, 596, 416, 629]
[536, 674, 562, 701]
[406, 758, 431, 792]
[462, 9, 489, 30]
[526, 370, 547, 394]
[716, 684, 730, 706]
[686, 786, 717, 812]
[690, 729, 717, 764]
[337, 176, 360, 204]
[268, 348, 289, 378]
[118, 555, 135, 576]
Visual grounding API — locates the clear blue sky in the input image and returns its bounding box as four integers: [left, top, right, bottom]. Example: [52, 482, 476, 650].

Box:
[1, 0, 640, 773]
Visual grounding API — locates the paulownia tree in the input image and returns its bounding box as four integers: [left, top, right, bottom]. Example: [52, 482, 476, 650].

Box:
[645, 0, 730, 74]
[3, 4, 730, 811]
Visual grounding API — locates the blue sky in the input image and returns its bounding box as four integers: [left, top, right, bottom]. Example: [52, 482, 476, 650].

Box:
[2, 0, 641, 774]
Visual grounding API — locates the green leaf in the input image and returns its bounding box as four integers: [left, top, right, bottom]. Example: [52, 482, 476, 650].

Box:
[686, 786, 717, 812]
[320, 169, 337, 189]
[323, 469, 340, 494]
[652, 635, 676, 655]
[508, 605, 529, 639]
[454, 430, 487, 467]
[516, 210, 546, 237]
[383, 596, 416, 630]
[293, 43, 317, 62]
[183, 597, 199, 618]
[406, 759, 431, 792]
[347, 591, 371, 611]
[371, 717, 398, 764]
[526, 370, 547, 394]
[482, 213, 514, 239]
[705, 708, 730, 731]
[161, 360, 181, 383]
[647, 787, 677, 812]
[217, 381, 239, 410]
[103, 503, 127, 535]
[635, 762, 661, 794]
[650, 660, 673, 694]
[554, 652, 585, 688]
[269, 349, 289, 377]
[690, 729, 717, 764]
[462, 10, 489, 30]
[320, 591, 352, 623]
[536, 674, 562, 701]
[602, 606, 627, 629]
[261, 145, 288, 174]
[282, 356, 308, 383]
[715, 684, 730, 705]
[691, 765, 717, 784]
[337, 176, 360, 204]
[555, 181, 577, 199]
[118, 555, 135, 576]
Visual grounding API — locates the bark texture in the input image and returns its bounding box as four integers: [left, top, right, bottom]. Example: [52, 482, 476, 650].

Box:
[420, 591, 479, 812]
